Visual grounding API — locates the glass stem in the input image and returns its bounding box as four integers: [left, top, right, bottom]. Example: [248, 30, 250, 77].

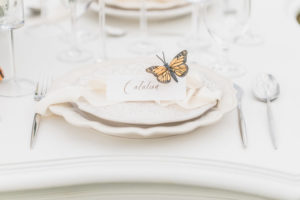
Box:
[70, 0, 79, 52]
[98, 0, 106, 61]
[40, 0, 47, 22]
[243, 0, 252, 35]
[248, 0, 252, 19]
[140, 0, 147, 38]
[198, 2, 205, 36]
[10, 29, 17, 81]
[191, 1, 200, 35]
[219, 46, 230, 66]
[224, 0, 230, 12]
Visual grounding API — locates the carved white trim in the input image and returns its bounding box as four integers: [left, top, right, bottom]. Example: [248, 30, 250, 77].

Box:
[0, 155, 299, 199]
[0, 182, 268, 200]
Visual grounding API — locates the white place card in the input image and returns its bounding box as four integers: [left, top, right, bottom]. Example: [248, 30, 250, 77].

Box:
[106, 75, 186, 101]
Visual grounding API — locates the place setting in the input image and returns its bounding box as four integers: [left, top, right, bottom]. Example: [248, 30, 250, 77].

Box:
[2, 0, 297, 198]
[0, 0, 281, 150]
[27, 50, 280, 150]
[30, 50, 236, 145]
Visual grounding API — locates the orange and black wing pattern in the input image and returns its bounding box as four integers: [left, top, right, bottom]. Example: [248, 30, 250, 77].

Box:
[146, 66, 171, 83]
[0, 67, 4, 81]
[169, 50, 188, 77]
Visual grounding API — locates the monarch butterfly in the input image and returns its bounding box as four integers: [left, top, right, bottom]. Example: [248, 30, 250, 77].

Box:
[146, 50, 189, 84]
[0, 67, 4, 81]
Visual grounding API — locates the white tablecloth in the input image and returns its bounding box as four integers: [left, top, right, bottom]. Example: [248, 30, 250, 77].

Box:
[0, 0, 300, 199]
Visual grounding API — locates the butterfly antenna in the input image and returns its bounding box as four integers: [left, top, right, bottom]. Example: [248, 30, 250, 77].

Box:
[156, 55, 165, 64]
[162, 52, 166, 63]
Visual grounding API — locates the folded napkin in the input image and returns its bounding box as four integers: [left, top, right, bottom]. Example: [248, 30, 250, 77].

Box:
[36, 61, 222, 120]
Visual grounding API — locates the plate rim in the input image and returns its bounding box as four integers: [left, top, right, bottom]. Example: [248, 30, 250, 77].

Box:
[90, 2, 193, 20]
[48, 63, 237, 138]
[75, 101, 219, 125]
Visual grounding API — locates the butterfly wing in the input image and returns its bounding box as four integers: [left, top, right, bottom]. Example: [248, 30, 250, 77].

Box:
[157, 70, 171, 83]
[0, 68, 4, 81]
[146, 66, 171, 83]
[169, 50, 188, 77]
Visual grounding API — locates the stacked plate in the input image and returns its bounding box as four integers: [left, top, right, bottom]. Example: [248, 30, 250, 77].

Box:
[46, 59, 237, 139]
[91, 0, 193, 20]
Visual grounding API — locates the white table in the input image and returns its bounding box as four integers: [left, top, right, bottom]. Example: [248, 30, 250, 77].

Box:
[1, 0, 300, 199]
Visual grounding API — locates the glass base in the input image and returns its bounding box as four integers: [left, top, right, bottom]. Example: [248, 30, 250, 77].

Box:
[77, 30, 98, 42]
[57, 49, 92, 63]
[178, 35, 210, 50]
[235, 32, 264, 46]
[61, 30, 98, 44]
[209, 61, 246, 78]
[129, 40, 158, 55]
[95, 57, 105, 63]
[0, 78, 35, 97]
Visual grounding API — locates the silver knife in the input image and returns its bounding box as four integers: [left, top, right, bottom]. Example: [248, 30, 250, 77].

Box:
[30, 113, 42, 149]
[234, 84, 248, 148]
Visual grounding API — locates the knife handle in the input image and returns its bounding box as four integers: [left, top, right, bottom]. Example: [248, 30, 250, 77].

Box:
[237, 104, 248, 148]
[30, 113, 41, 149]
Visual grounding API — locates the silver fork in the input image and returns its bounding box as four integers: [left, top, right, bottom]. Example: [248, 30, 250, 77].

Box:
[30, 76, 51, 149]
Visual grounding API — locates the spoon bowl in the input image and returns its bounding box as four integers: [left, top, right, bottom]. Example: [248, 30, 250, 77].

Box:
[252, 73, 280, 102]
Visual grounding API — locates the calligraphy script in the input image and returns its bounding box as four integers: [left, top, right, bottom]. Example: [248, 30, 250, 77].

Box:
[106, 75, 186, 101]
[124, 80, 159, 95]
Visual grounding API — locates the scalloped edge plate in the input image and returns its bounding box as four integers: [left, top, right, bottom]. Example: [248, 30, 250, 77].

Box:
[48, 65, 237, 138]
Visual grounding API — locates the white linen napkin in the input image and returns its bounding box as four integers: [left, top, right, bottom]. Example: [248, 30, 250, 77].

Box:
[36, 62, 222, 118]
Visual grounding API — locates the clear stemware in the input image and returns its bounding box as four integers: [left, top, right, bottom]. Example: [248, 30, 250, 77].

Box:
[204, 0, 249, 78]
[57, 0, 92, 63]
[178, 0, 210, 50]
[0, 0, 35, 97]
[235, 0, 263, 46]
[129, 0, 158, 55]
[60, 0, 98, 43]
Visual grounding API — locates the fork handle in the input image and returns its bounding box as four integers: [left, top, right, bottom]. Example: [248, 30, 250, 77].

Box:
[30, 113, 41, 149]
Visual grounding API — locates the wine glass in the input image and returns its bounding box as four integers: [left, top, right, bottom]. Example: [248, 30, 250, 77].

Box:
[129, 0, 158, 55]
[0, 0, 35, 97]
[178, 0, 210, 50]
[204, 0, 249, 78]
[235, 0, 263, 46]
[60, 0, 98, 43]
[57, 0, 92, 63]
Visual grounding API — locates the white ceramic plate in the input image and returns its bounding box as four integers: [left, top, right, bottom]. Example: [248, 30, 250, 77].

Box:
[91, 2, 193, 20]
[76, 101, 217, 125]
[48, 102, 224, 139]
[106, 0, 188, 10]
[49, 65, 236, 138]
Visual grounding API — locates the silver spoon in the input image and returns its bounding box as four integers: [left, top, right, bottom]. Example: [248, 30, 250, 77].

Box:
[252, 74, 280, 149]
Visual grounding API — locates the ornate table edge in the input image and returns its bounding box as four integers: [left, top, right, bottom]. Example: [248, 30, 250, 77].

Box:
[0, 155, 299, 199]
